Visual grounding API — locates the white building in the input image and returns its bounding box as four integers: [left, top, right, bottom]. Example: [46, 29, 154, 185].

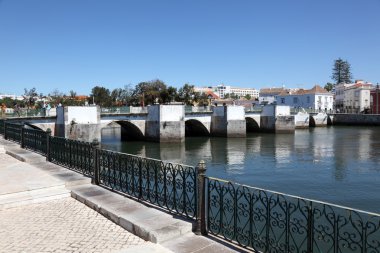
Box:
[342, 80, 372, 113]
[276, 85, 334, 111]
[213, 84, 259, 99]
[334, 83, 351, 111]
[0, 94, 24, 100]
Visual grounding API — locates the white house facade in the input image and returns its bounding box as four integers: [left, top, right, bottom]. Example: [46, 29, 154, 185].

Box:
[276, 85, 334, 111]
[343, 80, 372, 113]
[335, 80, 373, 112]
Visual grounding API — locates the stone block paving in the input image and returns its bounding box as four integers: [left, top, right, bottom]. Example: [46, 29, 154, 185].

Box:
[0, 197, 147, 253]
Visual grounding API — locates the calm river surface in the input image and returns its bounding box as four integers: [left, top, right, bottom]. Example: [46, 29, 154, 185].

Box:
[101, 126, 380, 213]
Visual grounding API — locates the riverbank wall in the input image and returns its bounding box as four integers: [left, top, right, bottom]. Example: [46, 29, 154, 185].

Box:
[331, 114, 380, 126]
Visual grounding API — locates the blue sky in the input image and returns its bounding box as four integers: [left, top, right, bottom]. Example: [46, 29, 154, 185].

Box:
[0, 0, 379, 96]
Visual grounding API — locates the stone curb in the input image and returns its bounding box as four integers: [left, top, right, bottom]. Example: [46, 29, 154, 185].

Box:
[70, 184, 194, 244]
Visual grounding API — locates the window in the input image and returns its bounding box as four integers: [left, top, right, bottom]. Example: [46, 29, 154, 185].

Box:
[281, 98, 285, 104]
[293, 97, 298, 104]
[307, 96, 310, 103]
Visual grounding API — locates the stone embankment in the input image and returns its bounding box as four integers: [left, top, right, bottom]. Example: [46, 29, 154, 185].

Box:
[332, 114, 380, 126]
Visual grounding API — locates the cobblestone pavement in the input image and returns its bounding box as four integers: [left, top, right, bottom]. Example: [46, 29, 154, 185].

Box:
[0, 197, 147, 253]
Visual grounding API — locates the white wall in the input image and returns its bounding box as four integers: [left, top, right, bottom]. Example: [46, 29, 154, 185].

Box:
[160, 105, 184, 121]
[275, 106, 290, 116]
[226, 106, 245, 120]
[277, 94, 333, 110]
[67, 106, 99, 124]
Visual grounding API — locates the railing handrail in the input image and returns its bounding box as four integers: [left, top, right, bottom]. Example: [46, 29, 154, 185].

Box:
[207, 176, 380, 217]
[50, 134, 89, 144]
[99, 148, 195, 170]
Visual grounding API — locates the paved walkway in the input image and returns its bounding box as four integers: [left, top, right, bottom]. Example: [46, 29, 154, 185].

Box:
[0, 197, 146, 253]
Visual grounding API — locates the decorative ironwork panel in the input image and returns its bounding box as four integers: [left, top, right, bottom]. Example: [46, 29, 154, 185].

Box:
[49, 136, 93, 176]
[0, 120, 4, 135]
[207, 178, 380, 252]
[23, 128, 47, 155]
[5, 123, 22, 143]
[98, 149, 197, 219]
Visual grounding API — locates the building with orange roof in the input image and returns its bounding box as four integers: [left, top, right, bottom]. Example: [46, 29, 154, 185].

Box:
[276, 85, 334, 111]
[258, 87, 300, 105]
[335, 80, 373, 113]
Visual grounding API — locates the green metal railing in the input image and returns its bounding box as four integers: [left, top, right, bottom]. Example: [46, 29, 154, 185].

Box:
[101, 106, 131, 114]
[49, 136, 94, 176]
[5, 108, 45, 118]
[96, 149, 197, 219]
[0, 119, 5, 135]
[245, 106, 263, 113]
[100, 106, 148, 114]
[4, 122, 23, 143]
[207, 178, 380, 252]
[23, 128, 48, 155]
[185, 106, 213, 113]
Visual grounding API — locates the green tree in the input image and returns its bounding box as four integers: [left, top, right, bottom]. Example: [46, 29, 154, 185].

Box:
[167, 86, 178, 103]
[178, 83, 196, 105]
[0, 97, 16, 108]
[111, 88, 124, 105]
[90, 86, 112, 107]
[132, 79, 168, 106]
[49, 89, 64, 105]
[324, 82, 334, 92]
[23, 87, 38, 108]
[69, 90, 77, 99]
[244, 94, 252, 100]
[197, 93, 210, 106]
[332, 58, 353, 84]
[230, 93, 239, 100]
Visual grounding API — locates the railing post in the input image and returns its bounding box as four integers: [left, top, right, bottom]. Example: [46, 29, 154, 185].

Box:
[195, 160, 207, 235]
[21, 125, 25, 148]
[138, 158, 143, 199]
[91, 138, 100, 185]
[46, 128, 52, 161]
[307, 202, 314, 253]
[4, 120, 7, 140]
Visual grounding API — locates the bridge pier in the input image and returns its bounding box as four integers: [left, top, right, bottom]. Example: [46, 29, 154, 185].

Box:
[145, 105, 185, 142]
[56, 106, 101, 142]
[211, 106, 246, 137]
[309, 113, 328, 127]
[260, 105, 295, 133]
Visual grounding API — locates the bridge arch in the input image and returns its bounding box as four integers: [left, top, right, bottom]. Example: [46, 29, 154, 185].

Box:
[24, 123, 43, 131]
[24, 122, 55, 133]
[102, 120, 145, 141]
[185, 119, 210, 137]
[245, 117, 260, 132]
[117, 121, 145, 141]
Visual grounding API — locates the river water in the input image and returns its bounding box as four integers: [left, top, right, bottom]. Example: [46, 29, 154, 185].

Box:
[101, 126, 380, 213]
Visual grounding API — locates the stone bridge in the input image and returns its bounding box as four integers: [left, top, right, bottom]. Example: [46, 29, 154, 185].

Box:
[5, 105, 335, 142]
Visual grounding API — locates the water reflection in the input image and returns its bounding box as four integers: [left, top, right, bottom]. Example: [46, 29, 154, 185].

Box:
[101, 126, 380, 213]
